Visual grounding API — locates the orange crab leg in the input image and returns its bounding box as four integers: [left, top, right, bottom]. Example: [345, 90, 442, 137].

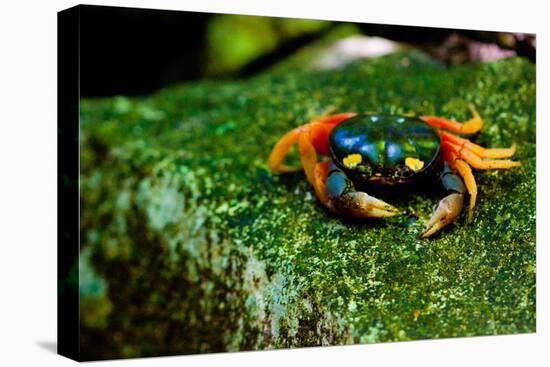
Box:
[298, 130, 319, 186]
[268, 128, 302, 173]
[309, 113, 357, 155]
[268, 113, 356, 172]
[313, 161, 330, 206]
[421, 104, 483, 134]
[440, 141, 478, 222]
[445, 141, 521, 170]
[455, 159, 477, 223]
[268, 112, 401, 219]
[315, 112, 357, 126]
[440, 131, 516, 158]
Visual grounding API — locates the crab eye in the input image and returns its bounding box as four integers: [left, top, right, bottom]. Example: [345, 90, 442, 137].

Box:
[354, 164, 372, 179]
[396, 164, 413, 178]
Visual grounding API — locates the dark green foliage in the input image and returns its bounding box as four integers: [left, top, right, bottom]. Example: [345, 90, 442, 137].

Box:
[79, 50, 535, 359]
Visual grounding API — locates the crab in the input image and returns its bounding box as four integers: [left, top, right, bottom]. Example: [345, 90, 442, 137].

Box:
[267, 105, 521, 237]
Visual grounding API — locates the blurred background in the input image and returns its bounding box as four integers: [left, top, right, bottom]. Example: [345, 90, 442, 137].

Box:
[79, 5, 535, 97]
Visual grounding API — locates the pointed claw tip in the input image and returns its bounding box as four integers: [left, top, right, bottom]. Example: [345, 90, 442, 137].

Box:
[419, 227, 435, 238]
[372, 207, 401, 218]
[387, 208, 402, 216]
[385, 205, 400, 213]
[420, 221, 442, 238]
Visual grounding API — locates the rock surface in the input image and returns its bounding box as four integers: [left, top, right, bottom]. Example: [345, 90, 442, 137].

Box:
[79, 50, 535, 360]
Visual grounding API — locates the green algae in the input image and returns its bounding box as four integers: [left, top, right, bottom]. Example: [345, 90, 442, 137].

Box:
[79, 50, 535, 360]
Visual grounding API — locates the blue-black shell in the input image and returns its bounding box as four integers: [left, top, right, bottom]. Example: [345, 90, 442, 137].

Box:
[329, 113, 441, 185]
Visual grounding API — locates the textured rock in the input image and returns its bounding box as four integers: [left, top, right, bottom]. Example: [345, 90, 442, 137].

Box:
[79, 50, 535, 360]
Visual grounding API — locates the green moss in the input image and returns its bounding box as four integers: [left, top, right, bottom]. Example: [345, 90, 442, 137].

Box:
[79, 50, 535, 360]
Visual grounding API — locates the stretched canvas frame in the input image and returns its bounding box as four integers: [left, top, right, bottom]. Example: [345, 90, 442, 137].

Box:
[58, 4, 536, 361]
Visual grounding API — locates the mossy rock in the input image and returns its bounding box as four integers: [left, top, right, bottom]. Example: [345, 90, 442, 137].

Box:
[79, 50, 535, 360]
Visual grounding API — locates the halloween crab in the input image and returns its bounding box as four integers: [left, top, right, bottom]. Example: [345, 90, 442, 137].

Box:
[267, 106, 520, 237]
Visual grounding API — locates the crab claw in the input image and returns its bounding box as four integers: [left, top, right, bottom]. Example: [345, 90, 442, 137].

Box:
[420, 193, 464, 238]
[331, 191, 400, 218]
[324, 165, 400, 218]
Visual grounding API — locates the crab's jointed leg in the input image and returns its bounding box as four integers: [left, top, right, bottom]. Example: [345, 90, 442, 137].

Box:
[442, 140, 521, 170]
[313, 161, 330, 206]
[440, 141, 479, 222]
[421, 163, 466, 238]
[455, 159, 477, 223]
[267, 128, 302, 173]
[439, 131, 516, 159]
[268, 113, 397, 217]
[435, 119, 521, 228]
[422, 106, 521, 236]
[268, 113, 356, 173]
[421, 104, 483, 134]
[324, 162, 400, 218]
[310, 159, 401, 219]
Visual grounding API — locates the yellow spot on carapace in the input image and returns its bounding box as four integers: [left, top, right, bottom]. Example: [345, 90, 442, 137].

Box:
[405, 157, 424, 171]
[343, 153, 362, 168]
